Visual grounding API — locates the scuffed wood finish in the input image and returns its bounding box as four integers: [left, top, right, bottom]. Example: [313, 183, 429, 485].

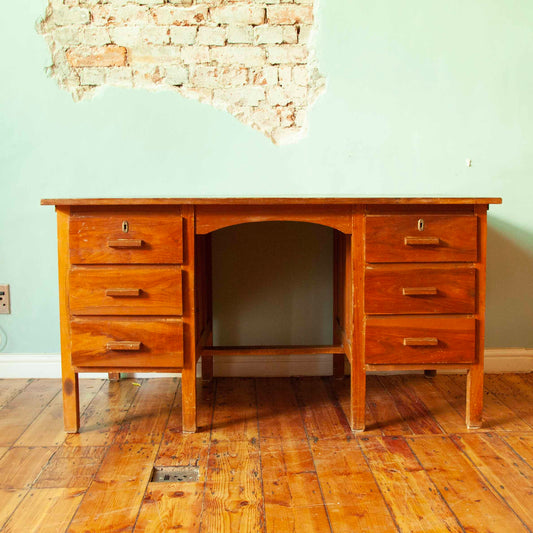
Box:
[114, 378, 177, 445]
[42, 197, 503, 206]
[181, 205, 197, 433]
[431, 374, 531, 433]
[135, 482, 204, 532]
[203, 377, 264, 530]
[365, 317, 476, 365]
[203, 439, 265, 532]
[15, 380, 102, 447]
[2, 488, 85, 533]
[68, 443, 158, 532]
[65, 378, 140, 447]
[365, 265, 476, 314]
[210, 378, 259, 443]
[71, 318, 184, 368]
[201, 344, 344, 356]
[0, 379, 62, 446]
[489, 374, 533, 429]
[34, 446, 107, 489]
[43, 197, 500, 435]
[195, 203, 353, 234]
[377, 375, 443, 435]
[69, 266, 183, 316]
[0, 379, 31, 408]
[1, 374, 532, 532]
[360, 436, 463, 532]
[467, 204, 487, 429]
[453, 432, 533, 528]
[69, 207, 183, 264]
[0, 447, 56, 489]
[0, 490, 27, 529]
[350, 206, 366, 432]
[407, 436, 528, 532]
[57, 206, 80, 433]
[295, 378, 397, 530]
[366, 214, 477, 262]
[155, 380, 213, 477]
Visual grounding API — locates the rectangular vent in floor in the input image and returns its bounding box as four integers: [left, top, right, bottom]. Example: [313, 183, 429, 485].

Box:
[151, 466, 199, 483]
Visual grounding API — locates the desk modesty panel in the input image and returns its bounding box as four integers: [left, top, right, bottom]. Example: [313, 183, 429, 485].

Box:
[41, 197, 502, 433]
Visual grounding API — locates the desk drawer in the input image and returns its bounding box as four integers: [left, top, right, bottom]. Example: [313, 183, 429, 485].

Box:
[69, 266, 182, 316]
[69, 208, 183, 264]
[365, 266, 475, 315]
[71, 318, 183, 368]
[365, 317, 476, 365]
[366, 215, 477, 263]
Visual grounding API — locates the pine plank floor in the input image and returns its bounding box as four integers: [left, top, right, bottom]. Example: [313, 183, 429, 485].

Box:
[0, 373, 532, 532]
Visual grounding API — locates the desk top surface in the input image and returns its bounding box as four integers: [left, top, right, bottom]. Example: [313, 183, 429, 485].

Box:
[41, 197, 502, 206]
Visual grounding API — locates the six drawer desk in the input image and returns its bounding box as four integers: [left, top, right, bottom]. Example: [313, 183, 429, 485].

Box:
[41, 197, 502, 433]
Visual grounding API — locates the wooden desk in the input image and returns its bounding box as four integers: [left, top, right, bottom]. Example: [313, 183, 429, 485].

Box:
[41, 197, 502, 433]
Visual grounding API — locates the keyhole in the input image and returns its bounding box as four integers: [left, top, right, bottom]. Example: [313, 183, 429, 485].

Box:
[122, 221, 129, 233]
[418, 219, 424, 231]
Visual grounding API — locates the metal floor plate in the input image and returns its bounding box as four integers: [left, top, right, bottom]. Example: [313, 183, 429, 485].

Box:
[151, 466, 200, 483]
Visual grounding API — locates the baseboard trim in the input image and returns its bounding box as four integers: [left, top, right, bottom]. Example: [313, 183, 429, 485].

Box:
[484, 348, 533, 373]
[0, 348, 531, 378]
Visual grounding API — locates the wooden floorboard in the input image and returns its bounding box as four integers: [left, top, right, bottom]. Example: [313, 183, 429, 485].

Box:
[0, 380, 61, 447]
[0, 379, 31, 409]
[257, 379, 331, 532]
[0, 373, 532, 532]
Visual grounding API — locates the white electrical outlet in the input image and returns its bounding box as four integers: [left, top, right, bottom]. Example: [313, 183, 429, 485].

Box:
[0, 285, 10, 314]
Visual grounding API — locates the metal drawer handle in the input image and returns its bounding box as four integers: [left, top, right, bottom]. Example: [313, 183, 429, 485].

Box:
[107, 239, 143, 248]
[105, 288, 141, 297]
[402, 287, 438, 296]
[106, 341, 142, 351]
[404, 236, 440, 246]
[403, 337, 439, 347]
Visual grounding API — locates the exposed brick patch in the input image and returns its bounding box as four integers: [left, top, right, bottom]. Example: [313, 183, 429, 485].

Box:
[66, 45, 128, 68]
[38, 0, 325, 144]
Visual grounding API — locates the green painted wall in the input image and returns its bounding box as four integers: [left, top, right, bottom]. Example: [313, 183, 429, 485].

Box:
[1, 1, 532, 354]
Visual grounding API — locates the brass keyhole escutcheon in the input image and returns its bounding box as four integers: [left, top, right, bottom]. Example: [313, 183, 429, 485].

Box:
[418, 219, 424, 231]
[122, 221, 129, 233]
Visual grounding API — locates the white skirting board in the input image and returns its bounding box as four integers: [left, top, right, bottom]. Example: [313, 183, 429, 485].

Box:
[0, 348, 532, 378]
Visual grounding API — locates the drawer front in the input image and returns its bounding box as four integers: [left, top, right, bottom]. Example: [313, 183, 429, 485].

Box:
[366, 215, 477, 263]
[70, 208, 183, 264]
[71, 318, 183, 368]
[365, 266, 476, 315]
[365, 317, 476, 364]
[69, 266, 182, 316]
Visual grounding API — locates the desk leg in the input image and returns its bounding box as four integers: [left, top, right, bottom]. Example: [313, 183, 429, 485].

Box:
[57, 206, 79, 433]
[62, 366, 79, 433]
[466, 365, 483, 428]
[350, 209, 366, 432]
[182, 206, 197, 433]
[182, 365, 197, 433]
[467, 205, 487, 430]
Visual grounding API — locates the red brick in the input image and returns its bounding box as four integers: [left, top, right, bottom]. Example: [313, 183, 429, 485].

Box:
[66, 45, 127, 67]
[267, 6, 313, 25]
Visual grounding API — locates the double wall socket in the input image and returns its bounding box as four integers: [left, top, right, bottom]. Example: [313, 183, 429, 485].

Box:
[0, 285, 10, 314]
